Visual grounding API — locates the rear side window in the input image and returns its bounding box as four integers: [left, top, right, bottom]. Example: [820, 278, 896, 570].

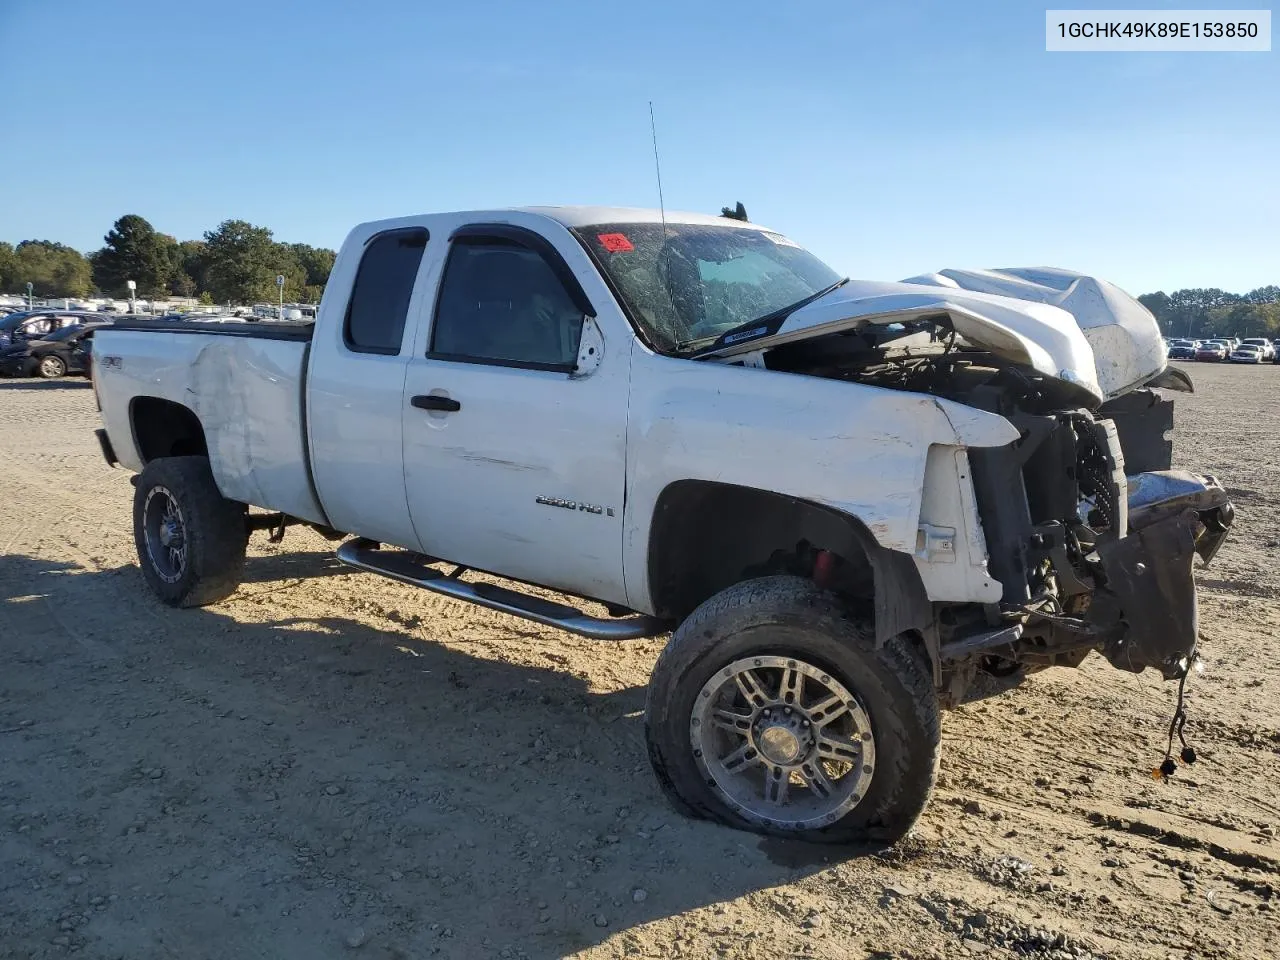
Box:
[344, 228, 428, 354]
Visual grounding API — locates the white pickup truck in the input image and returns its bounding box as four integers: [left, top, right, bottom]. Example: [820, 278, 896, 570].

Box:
[92, 207, 1233, 842]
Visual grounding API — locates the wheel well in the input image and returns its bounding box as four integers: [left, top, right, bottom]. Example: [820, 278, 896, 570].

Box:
[647, 481, 930, 644]
[130, 397, 208, 463]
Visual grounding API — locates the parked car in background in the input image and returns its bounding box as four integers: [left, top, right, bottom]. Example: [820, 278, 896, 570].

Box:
[71, 325, 105, 378]
[0, 321, 109, 378]
[1167, 339, 1197, 360]
[1195, 341, 1228, 362]
[1229, 343, 1265, 364]
[0, 310, 103, 350]
[1240, 337, 1276, 360]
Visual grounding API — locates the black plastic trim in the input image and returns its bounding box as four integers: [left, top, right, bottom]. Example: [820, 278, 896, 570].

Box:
[968, 445, 1035, 604]
[94, 428, 117, 467]
[424, 352, 575, 374]
[294, 341, 333, 528]
[103, 318, 315, 341]
[447, 223, 595, 318]
[410, 394, 461, 412]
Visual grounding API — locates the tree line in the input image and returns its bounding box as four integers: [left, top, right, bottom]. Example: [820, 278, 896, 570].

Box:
[1138, 287, 1280, 340]
[0, 214, 336, 305]
[3, 213, 1278, 336]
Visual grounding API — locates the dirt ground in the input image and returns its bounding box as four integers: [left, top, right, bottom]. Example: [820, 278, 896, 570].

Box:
[0, 364, 1277, 960]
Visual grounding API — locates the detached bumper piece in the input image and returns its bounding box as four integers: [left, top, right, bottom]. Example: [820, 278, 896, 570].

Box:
[1127, 470, 1233, 565]
[1091, 471, 1233, 678]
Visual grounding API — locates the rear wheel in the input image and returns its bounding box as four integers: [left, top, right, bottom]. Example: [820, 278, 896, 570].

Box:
[37, 355, 66, 378]
[644, 576, 939, 843]
[133, 456, 247, 607]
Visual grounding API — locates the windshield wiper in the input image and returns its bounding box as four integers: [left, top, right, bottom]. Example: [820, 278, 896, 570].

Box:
[680, 277, 849, 355]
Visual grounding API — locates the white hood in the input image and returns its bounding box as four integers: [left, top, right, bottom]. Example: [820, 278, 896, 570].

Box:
[704, 268, 1166, 403]
[900, 267, 1167, 399]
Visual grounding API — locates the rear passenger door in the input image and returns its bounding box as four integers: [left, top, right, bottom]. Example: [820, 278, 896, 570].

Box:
[400, 223, 631, 606]
[307, 226, 431, 547]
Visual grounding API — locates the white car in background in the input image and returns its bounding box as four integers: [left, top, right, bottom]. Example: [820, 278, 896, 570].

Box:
[1230, 343, 1265, 363]
[1240, 337, 1276, 360]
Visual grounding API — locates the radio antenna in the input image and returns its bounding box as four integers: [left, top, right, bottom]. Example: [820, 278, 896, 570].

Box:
[649, 101, 667, 235]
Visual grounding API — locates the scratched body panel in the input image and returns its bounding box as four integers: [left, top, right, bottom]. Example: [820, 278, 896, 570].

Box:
[621, 344, 1017, 612]
[92, 328, 326, 524]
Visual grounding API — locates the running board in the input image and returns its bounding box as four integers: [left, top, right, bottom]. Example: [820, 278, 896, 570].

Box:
[335, 538, 666, 641]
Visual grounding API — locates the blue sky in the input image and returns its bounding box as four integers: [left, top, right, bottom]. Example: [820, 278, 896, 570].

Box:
[0, 0, 1276, 295]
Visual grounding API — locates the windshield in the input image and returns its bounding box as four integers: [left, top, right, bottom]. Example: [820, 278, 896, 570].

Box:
[575, 222, 842, 352]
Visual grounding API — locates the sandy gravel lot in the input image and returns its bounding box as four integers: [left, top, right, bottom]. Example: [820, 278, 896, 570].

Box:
[1, 364, 1277, 960]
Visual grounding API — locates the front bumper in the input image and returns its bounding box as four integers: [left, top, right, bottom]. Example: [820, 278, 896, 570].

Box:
[1090, 472, 1233, 678]
[0, 355, 34, 376]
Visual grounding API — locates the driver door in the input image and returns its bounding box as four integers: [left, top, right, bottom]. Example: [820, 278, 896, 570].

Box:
[401, 224, 630, 606]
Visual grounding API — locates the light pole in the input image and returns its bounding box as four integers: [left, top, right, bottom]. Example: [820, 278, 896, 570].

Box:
[276, 274, 285, 320]
[127, 279, 137, 314]
[25, 282, 33, 309]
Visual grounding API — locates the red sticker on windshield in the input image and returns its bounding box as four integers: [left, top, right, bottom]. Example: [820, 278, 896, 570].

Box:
[597, 233, 634, 253]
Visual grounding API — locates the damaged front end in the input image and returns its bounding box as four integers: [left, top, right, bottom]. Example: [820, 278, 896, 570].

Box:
[950, 385, 1234, 683]
[1089, 470, 1232, 677]
[711, 262, 1233, 691]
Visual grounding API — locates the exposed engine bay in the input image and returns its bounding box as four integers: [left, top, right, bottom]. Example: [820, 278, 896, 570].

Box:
[758, 320, 1235, 689]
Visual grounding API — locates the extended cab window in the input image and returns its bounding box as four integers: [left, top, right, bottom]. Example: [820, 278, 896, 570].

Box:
[344, 228, 428, 354]
[430, 238, 584, 370]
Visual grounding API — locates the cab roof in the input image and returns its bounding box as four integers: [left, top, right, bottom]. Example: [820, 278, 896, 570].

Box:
[513, 205, 769, 231]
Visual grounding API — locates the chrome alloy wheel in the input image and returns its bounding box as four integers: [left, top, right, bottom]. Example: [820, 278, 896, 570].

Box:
[142, 486, 187, 583]
[690, 655, 876, 830]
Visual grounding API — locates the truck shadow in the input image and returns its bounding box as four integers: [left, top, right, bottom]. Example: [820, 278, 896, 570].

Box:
[0, 551, 894, 960]
[0, 378, 93, 390]
[239, 548, 352, 583]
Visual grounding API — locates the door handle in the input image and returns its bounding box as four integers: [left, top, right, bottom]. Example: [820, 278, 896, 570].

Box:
[411, 394, 461, 412]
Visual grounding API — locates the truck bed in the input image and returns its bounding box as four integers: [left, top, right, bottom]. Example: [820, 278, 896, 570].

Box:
[93, 323, 328, 525]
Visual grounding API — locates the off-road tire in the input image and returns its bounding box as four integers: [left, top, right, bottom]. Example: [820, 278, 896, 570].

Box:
[644, 575, 939, 843]
[133, 456, 247, 607]
[37, 355, 66, 378]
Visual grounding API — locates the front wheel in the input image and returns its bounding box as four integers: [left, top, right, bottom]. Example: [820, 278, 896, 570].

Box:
[132, 456, 247, 607]
[37, 355, 66, 378]
[644, 576, 939, 843]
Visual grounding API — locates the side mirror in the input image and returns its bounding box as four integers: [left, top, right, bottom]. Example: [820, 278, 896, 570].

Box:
[572, 316, 603, 378]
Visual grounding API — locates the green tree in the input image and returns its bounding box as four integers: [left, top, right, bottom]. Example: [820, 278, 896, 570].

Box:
[270, 243, 308, 303]
[0, 241, 16, 292]
[11, 241, 93, 297]
[166, 239, 208, 298]
[202, 220, 280, 304]
[288, 243, 336, 289]
[1137, 291, 1171, 332]
[91, 214, 175, 297]
[720, 202, 749, 221]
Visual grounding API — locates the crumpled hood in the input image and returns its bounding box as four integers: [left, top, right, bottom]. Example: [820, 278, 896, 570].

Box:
[900, 267, 1167, 399]
[703, 268, 1166, 403]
